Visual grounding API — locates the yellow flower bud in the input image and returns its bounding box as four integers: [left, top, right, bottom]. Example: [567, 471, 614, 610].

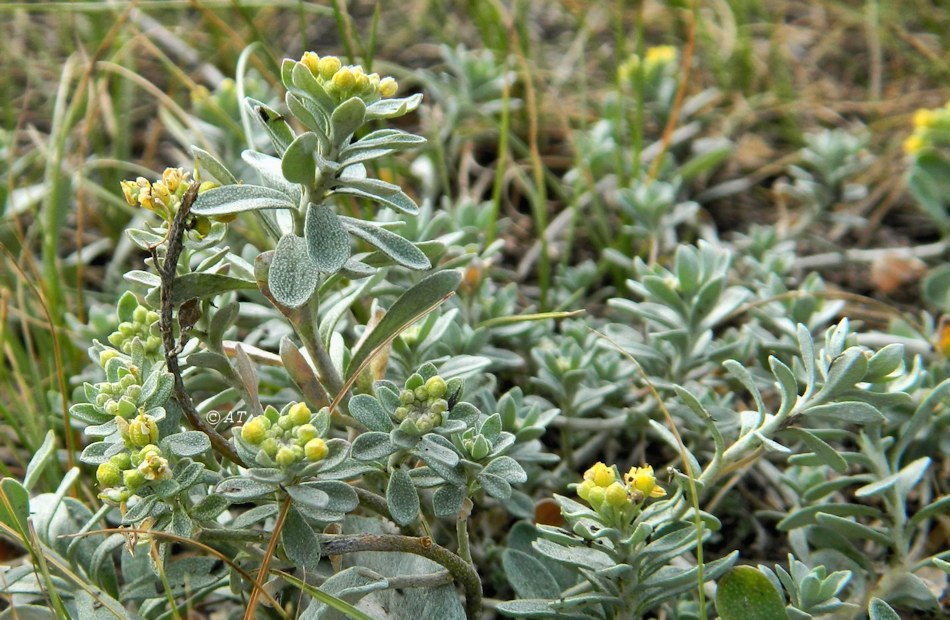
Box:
[301, 51, 321, 74]
[318, 55, 342, 80]
[378, 76, 398, 98]
[123, 467, 147, 491]
[128, 414, 159, 447]
[296, 423, 318, 443]
[120, 180, 138, 206]
[276, 446, 297, 468]
[604, 481, 629, 508]
[305, 438, 328, 461]
[288, 402, 311, 426]
[332, 67, 356, 92]
[587, 485, 606, 508]
[241, 417, 268, 445]
[97, 462, 122, 487]
[425, 376, 447, 398]
[583, 462, 616, 488]
[99, 349, 120, 368]
[577, 479, 595, 500]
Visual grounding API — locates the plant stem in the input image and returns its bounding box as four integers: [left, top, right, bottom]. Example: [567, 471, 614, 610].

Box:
[154, 182, 244, 467]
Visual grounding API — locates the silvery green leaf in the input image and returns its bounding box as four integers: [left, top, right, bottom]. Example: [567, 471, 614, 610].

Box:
[269, 233, 319, 308]
[868, 598, 901, 620]
[349, 395, 393, 432]
[724, 359, 765, 414]
[242, 150, 302, 206]
[191, 146, 237, 185]
[0, 606, 57, 620]
[639, 552, 738, 612]
[191, 184, 296, 217]
[482, 456, 527, 484]
[813, 513, 891, 546]
[305, 203, 350, 273]
[346, 271, 462, 378]
[169, 272, 256, 304]
[495, 600, 590, 619]
[910, 494, 950, 527]
[803, 401, 884, 424]
[330, 96, 366, 146]
[23, 430, 55, 492]
[340, 216, 430, 270]
[247, 98, 296, 155]
[307, 481, 359, 514]
[190, 494, 229, 521]
[502, 549, 561, 600]
[124, 269, 162, 288]
[79, 440, 124, 465]
[282, 506, 321, 571]
[856, 456, 931, 499]
[171, 509, 194, 539]
[282, 132, 320, 186]
[715, 566, 787, 620]
[0, 478, 29, 534]
[333, 178, 419, 215]
[342, 128, 426, 156]
[783, 428, 848, 474]
[286, 92, 329, 138]
[415, 434, 460, 467]
[161, 431, 211, 457]
[290, 61, 336, 113]
[364, 93, 423, 120]
[865, 343, 904, 381]
[386, 467, 419, 526]
[286, 483, 331, 511]
[432, 484, 466, 517]
[232, 503, 277, 528]
[215, 477, 278, 501]
[769, 355, 799, 416]
[351, 431, 396, 461]
[300, 566, 388, 619]
[798, 324, 817, 388]
[533, 537, 614, 570]
[477, 472, 512, 499]
[122, 495, 158, 523]
[777, 504, 882, 530]
[814, 348, 868, 404]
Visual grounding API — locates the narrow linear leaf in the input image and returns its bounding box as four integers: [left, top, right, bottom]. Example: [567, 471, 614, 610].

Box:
[345, 271, 462, 379]
[191, 146, 238, 185]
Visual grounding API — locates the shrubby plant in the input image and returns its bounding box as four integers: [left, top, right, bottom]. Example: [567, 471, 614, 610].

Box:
[1, 42, 947, 620]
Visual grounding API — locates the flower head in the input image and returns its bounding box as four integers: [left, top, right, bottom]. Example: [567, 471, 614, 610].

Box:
[624, 464, 667, 498]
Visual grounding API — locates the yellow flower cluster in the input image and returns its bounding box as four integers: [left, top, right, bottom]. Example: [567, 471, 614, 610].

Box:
[618, 45, 678, 81]
[299, 51, 398, 103]
[577, 461, 666, 511]
[241, 402, 329, 469]
[904, 102, 950, 156]
[120, 168, 189, 220]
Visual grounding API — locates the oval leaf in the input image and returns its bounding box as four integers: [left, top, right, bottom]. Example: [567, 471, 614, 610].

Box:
[269, 234, 319, 308]
[715, 566, 787, 620]
[305, 203, 350, 273]
[386, 468, 419, 526]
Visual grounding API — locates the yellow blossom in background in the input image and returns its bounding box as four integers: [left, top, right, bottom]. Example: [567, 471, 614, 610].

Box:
[913, 108, 937, 129]
[903, 135, 925, 156]
[645, 45, 677, 66]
